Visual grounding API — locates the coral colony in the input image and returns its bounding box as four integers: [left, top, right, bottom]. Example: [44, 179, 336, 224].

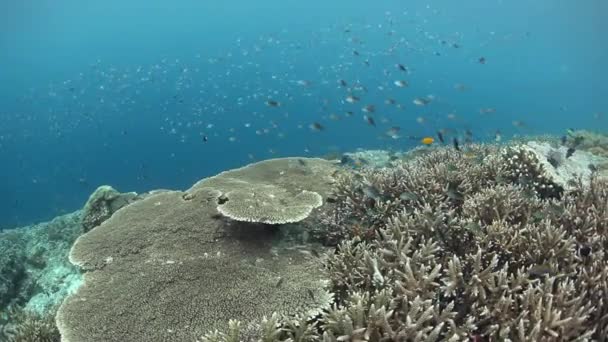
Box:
[1, 132, 608, 341]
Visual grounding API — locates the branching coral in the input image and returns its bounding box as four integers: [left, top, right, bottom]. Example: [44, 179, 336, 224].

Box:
[202, 145, 608, 341]
[313, 147, 608, 341]
[0, 305, 60, 342]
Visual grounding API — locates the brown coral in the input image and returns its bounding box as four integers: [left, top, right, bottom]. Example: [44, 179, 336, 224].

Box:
[57, 187, 332, 341]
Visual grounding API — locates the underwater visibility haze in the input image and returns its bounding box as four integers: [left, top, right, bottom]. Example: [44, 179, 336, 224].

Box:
[1, 0, 608, 341]
[1, 0, 606, 226]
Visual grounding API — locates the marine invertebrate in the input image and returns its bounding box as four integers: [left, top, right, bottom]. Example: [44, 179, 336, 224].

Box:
[80, 185, 138, 232]
[217, 187, 322, 224]
[314, 147, 608, 341]
[192, 157, 341, 224]
[57, 185, 333, 341]
[1, 305, 60, 342]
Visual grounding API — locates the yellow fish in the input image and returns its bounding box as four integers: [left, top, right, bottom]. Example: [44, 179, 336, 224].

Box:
[421, 137, 434, 145]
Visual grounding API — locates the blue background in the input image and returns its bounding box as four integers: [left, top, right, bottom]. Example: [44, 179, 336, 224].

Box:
[1, 0, 607, 227]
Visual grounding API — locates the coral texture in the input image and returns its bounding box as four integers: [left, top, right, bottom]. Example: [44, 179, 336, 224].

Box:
[80, 185, 138, 232]
[57, 187, 332, 341]
[207, 144, 608, 341]
[191, 157, 341, 224]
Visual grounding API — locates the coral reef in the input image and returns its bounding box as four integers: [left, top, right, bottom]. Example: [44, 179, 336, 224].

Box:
[57, 159, 339, 341]
[1, 305, 60, 342]
[191, 157, 342, 224]
[205, 144, 608, 341]
[80, 185, 139, 232]
[0, 213, 82, 316]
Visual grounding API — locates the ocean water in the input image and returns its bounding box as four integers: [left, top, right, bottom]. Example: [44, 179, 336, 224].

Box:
[1, 0, 606, 228]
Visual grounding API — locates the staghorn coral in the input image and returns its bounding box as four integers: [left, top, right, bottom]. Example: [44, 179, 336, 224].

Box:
[192, 157, 342, 224]
[202, 145, 608, 341]
[57, 186, 333, 342]
[1, 305, 60, 342]
[80, 185, 138, 232]
[313, 147, 608, 341]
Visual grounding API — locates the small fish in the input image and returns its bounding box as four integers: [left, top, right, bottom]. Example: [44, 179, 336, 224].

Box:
[478, 57, 486, 64]
[384, 98, 396, 105]
[566, 147, 575, 158]
[589, 164, 598, 172]
[297, 159, 307, 166]
[528, 264, 553, 278]
[345, 95, 360, 103]
[395, 63, 408, 72]
[412, 98, 430, 106]
[463, 222, 482, 236]
[495, 130, 502, 142]
[309, 122, 325, 131]
[421, 137, 434, 145]
[363, 115, 376, 126]
[560, 135, 567, 145]
[399, 192, 419, 201]
[446, 182, 464, 201]
[479, 108, 496, 114]
[453, 137, 460, 151]
[386, 126, 400, 139]
[338, 79, 348, 87]
[265, 100, 281, 107]
[361, 184, 382, 200]
[436, 131, 445, 143]
[310, 249, 320, 258]
[307, 288, 315, 300]
[512, 120, 525, 128]
[453, 83, 467, 91]
[276, 277, 284, 288]
[202, 135, 208, 142]
[296, 80, 311, 86]
[362, 104, 375, 113]
[393, 80, 408, 88]
[345, 111, 354, 117]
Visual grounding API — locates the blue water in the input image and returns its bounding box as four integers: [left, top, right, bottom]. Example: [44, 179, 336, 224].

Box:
[1, 0, 607, 227]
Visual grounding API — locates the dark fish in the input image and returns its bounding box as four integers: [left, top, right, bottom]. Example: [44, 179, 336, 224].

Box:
[266, 100, 280, 107]
[579, 245, 592, 257]
[436, 131, 445, 143]
[326, 196, 337, 203]
[353, 50, 360, 56]
[310, 122, 325, 131]
[396, 63, 408, 72]
[310, 249, 320, 258]
[202, 135, 208, 142]
[307, 288, 315, 300]
[478, 57, 486, 64]
[339, 79, 348, 87]
[364, 115, 376, 127]
[528, 264, 553, 278]
[566, 147, 575, 158]
[465, 130, 473, 143]
[589, 164, 598, 172]
[297, 159, 307, 166]
[446, 182, 464, 201]
[560, 135, 567, 145]
[276, 277, 284, 288]
[453, 137, 460, 151]
[547, 156, 560, 168]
